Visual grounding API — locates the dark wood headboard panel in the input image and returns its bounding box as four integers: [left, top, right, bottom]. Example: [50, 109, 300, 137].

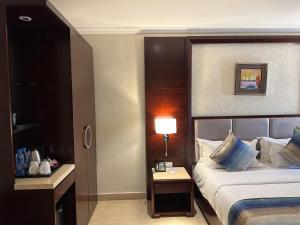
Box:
[145, 37, 188, 199]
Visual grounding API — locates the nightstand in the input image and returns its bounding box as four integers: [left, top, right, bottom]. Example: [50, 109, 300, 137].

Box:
[150, 167, 196, 218]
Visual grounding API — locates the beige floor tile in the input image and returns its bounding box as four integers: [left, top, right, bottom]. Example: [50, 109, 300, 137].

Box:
[89, 220, 105, 225]
[89, 200, 207, 225]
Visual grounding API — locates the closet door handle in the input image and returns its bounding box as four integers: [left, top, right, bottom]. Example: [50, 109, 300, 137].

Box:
[82, 125, 92, 149]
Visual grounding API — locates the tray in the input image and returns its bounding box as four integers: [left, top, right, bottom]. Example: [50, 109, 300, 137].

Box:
[15, 165, 61, 178]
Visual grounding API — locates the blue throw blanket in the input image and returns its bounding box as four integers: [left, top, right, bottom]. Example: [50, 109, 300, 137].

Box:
[228, 197, 300, 225]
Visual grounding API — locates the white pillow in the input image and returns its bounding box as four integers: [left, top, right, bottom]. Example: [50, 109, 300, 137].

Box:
[196, 138, 262, 168]
[202, 145, 223, 168]
[196, 139, 223, 168]
[244, 140, 257, 151]
[245, 139, 268, 168]
[268, 142, 290, 167]
[259, 137, 290, 163]
[195, 138, 222, 159]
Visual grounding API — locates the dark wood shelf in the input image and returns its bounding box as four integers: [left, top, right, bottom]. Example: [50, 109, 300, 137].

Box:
[13, 123, 39, 134]
[13, 81, 38, 87]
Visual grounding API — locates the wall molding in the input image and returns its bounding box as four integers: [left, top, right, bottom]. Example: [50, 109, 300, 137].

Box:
[77, 27, 300, 35]
[97, 192, 146, 201]
[77, 27, 141, 34]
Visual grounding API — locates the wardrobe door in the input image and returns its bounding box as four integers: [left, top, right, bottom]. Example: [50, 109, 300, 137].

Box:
[0, 5, 15, 225]
[70, 30, 90, 225]
[86, 63, 97, 218]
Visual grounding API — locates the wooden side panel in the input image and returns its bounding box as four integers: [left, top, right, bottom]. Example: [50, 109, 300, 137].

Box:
[145, 37, 188, 198]
[54, 170, 75, 204]
[12, 190, 55, 225]
[70, 30, 97, 225]
[0, 5, 14, 224]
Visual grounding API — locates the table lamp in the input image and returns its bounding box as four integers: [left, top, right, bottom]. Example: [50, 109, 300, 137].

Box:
[155, 118, 176, 157]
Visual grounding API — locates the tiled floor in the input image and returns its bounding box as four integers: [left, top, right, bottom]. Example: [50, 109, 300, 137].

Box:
[88, 200, 208, 225]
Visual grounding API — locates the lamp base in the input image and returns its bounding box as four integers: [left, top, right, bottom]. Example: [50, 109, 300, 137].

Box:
[163, 134, 169, 143]
[163, 134, 169, 157]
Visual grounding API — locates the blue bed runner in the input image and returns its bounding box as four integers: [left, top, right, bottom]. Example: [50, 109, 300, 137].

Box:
[228, 197, 300, 225]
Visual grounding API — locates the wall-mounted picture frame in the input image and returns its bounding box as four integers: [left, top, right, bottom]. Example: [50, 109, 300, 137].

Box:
[235, 63, 268, 95]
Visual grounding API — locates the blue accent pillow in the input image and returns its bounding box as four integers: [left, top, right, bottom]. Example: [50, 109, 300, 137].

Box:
[280, 127, 300, 166]
[210, 133, 258, 171]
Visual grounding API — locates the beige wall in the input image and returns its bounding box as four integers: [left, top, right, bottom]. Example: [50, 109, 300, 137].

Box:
[83, 34, 146, 195]
[84, 35, 300, 195]
[192, 43, 300, 116]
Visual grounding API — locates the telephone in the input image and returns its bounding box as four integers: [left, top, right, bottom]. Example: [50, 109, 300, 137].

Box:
[155, 162, 166, 172]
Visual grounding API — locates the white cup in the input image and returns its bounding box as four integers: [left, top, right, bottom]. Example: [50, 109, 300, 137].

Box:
[31, 149, 41, 164]
[39, 160, 51, 175]
[28, 161, 40, 175]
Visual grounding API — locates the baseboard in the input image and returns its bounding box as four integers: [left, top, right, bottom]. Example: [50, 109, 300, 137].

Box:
[97, 192, 146, 201]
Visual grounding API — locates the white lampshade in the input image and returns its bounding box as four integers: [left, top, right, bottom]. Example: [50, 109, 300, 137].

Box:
[155, 118, 176, 134]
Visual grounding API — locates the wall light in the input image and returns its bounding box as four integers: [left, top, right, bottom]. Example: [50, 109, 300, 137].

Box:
[155, 117, 176, 157]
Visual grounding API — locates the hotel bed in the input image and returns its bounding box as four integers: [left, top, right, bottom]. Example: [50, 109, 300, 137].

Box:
[192, 116, 300, 225]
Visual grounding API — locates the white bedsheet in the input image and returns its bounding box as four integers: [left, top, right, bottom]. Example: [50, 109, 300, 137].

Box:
[193, 162, 300, 225]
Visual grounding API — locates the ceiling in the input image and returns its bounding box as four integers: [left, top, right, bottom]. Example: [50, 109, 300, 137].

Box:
[49, 0, 300, 34]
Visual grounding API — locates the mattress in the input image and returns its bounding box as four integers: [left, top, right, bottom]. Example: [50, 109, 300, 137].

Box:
[193, 162, 300, 225]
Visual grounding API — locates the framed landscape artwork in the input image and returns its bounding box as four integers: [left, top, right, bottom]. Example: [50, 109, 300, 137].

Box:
[235, 63, 268, 95]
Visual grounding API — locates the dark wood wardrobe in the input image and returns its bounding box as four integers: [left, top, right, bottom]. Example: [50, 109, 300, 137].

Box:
[0, 1, 97, 225]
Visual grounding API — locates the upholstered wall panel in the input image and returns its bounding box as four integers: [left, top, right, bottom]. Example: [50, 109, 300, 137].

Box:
[192, 43, 300, 116]
[194, 119, 232, 141]
[233, 118, 269, 140]
[194, 117, 300, 141]
[270, 117, 300, 138]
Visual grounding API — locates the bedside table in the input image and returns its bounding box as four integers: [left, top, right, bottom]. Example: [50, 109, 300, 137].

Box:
[150, 167, 196, 218]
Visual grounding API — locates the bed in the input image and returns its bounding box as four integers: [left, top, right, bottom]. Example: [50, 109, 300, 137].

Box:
[192, 115, 300, 225]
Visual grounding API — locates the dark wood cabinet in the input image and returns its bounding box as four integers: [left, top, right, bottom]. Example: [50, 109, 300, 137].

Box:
[13, 168, 77, 225]
[145, 37, 188, 199]
[150, 167, 195, 217]
[0, 1, 97, 225]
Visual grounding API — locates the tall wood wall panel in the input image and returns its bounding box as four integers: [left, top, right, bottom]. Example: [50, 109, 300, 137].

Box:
[145, 37, 188, 198]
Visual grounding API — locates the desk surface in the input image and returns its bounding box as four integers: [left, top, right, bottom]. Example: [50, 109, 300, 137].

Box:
[14, 164, 75, 190]
[153, 167, 191, 181]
